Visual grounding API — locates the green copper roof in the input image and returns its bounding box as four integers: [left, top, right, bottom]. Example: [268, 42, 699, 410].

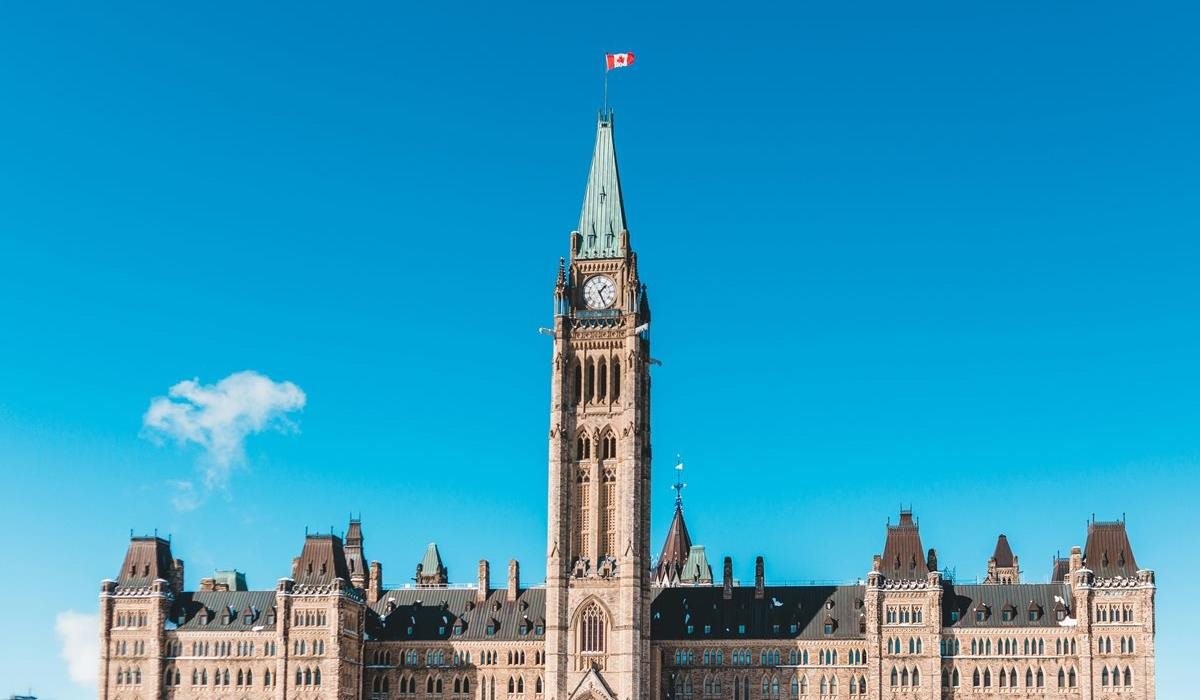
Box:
[681, 545, 713, 584]
[213, 570, 248, 591]
[576, 112, 626, 260]
[420, 542, 444, 574]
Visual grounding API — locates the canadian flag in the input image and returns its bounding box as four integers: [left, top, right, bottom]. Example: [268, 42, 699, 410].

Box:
[606, 52, 635, 70]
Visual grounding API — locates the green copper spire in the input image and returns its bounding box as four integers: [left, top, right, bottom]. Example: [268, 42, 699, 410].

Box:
[575, 111, 627, 260]
[420, 542, 444, 574]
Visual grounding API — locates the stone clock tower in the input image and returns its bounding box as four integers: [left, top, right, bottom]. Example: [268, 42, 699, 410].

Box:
[545, 112, 653, 700]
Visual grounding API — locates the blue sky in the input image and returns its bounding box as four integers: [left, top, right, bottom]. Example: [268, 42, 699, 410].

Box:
[1, 2, 1197, 697]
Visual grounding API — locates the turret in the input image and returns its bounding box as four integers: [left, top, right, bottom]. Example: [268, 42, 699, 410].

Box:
[877, 509, 929, 580]
[984, 533, 1020, 583]
[416, 542, 448, 587]
[344, 518, 367, 589]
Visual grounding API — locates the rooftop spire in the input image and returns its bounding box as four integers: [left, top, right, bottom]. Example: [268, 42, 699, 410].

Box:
[575, 111, 627, 260]
[416, 542, 448, 587]
[655, 458, 694, 585]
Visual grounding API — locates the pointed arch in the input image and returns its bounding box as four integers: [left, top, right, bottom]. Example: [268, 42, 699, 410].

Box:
[611, 357, 621, 401]
[576, 598, 609, 656]
[584, 358, 595, 403]
[597, 357, 608, 402]
[600, 464, 617, 557]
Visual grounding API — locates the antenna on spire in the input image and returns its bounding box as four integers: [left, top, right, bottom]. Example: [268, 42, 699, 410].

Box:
[672, 456, 687, 508]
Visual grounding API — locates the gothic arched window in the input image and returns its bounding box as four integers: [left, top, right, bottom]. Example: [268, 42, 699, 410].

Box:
[600, 467, 617, 557]
[597, 357, 607, 402]
[612, 358, 621, 401]
[579, 602, 607, 654]
[585, 360, 595, 403]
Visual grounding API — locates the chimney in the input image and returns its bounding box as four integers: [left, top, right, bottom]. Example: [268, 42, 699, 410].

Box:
[722, 557, 733, 600]
[507, 560, 520, 600]
[477, 560, 490, 603]
[171, 558, 185, 594]
[198, 577, 216, 592]
[368, 561, 383, 604]
[1069, 546, 1083, 576]
[754, 556, 765, 599]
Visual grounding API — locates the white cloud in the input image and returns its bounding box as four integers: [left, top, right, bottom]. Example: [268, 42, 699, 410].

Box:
[168, 479, 202, 512]
[56, 610, 98, 688]
[143, 370, 306, 501]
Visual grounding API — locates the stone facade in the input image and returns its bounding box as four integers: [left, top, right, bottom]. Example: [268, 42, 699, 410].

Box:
[97, 113, 1156, 700]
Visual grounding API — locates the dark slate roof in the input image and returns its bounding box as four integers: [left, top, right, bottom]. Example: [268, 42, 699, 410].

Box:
[991, 535, 1015, 567]
[656, 505, 693, 581]
[366, 587, 546, 642]
[1084, 521, 1138, 578]
[941, 583, 1072, 629]
[576, 113, 627, 260]
[293, 534, 351, 586]
[651, 585, 867, 640]
[117, 537, 176, 588]
[1051, 557, 1070, 583]
[880, 511, 928, 580]
[169, 590, 277, 631]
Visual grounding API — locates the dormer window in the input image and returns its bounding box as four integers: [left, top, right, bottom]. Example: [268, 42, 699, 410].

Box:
[975, 605, 989, 622]
[1001, 605, 1016, 622]
[823, 616, 837, 635]
[1028, 603, 1043, 622]
[486, 619, 498, 636]
[265, 609, 276, 626]
[950, 610, 960, 623]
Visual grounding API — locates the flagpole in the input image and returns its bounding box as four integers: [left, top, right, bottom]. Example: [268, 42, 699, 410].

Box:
[603, 62, 609, 115]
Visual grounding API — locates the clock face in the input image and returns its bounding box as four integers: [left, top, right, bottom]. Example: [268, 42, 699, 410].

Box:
[583, 275, 617, 309]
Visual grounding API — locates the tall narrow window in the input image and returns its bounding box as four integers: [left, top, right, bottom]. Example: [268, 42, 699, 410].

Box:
[579, 602, 606, 655]
[585, 360, 595, 403]
[611, 358, 621, 401]
[574, 470, 590, 562]
[572, 362, 582, 404]
[597, 358, 607, 402]
[600, 468, 617, 558]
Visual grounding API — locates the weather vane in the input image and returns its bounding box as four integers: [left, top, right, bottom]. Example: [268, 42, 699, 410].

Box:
[672, 455, 687, 508]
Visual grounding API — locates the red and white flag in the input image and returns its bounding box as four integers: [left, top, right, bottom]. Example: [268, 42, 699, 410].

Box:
[606, 52, 635, 70]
